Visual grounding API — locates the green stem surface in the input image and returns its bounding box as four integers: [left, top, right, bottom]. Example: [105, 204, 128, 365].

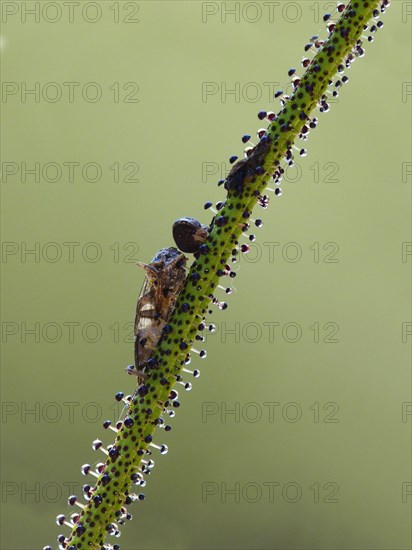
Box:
[64, 1, 382, 547]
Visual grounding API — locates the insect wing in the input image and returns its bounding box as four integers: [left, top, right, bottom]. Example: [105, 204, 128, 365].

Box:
[133, 248, 187, 374]
[134, 277, 153, 328]
[134, 275, 157, 366]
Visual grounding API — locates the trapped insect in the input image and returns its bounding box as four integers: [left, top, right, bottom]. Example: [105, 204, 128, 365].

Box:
[128, 217, 207, 384]
[224, 138, 271, 193]
[129, 247, 187, 384]
[172, 217, 209, 253]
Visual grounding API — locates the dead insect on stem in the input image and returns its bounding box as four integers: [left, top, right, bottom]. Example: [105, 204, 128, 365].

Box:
[131, 247, 187, 384]
[172, 217, 209, 253]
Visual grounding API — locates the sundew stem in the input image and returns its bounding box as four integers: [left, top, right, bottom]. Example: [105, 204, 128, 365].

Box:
[57, 1, 387, 548]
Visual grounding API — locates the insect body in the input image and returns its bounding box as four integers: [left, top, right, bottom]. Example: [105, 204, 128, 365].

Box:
[133, 247, 187, 384]
[224, 138, 271, 193]
[172, 217, 209, 253]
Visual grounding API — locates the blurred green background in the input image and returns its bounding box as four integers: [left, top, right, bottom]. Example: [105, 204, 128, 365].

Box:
[1, 1, 411, 549]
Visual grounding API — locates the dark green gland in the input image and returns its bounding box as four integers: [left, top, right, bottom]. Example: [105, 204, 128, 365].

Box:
[75, 524, 86, 536]
[101, 474, 111, 486]
[215, 216, 228, 227]
[137, 386, 149, 397]
[147, 358, 158, 368]
[109, 447, 119, 459]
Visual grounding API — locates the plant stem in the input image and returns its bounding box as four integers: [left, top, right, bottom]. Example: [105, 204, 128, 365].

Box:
[61, 1, 386, 547]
